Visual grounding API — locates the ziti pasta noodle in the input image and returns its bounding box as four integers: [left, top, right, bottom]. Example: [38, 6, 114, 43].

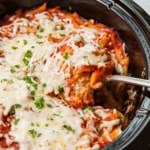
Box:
[0, 3, 129, 150]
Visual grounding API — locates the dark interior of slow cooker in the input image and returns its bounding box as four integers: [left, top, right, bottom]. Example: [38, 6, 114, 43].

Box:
[0, 0, 149, 149]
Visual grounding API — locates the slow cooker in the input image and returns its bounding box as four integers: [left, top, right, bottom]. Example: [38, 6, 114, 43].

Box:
[0, 0, 149, 150]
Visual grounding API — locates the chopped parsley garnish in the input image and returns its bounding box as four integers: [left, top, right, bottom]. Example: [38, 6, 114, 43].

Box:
[31, 65, 36, 73]
[11, 46, 18, 50]
[23, 76, 38, 89]
[62, 125, 75, 133]
[10, 65, 19, 73]
[28, 129, 42, 138]
[15, 104, 22, 108]
[23, 76, 33, 83]
[14, 65, 20, 68]
[30, 90, 36, 96]
[59, 33, 66, 37]
[63, 52, 69, 60]
[42, 83, 47, 88]
[58, 86, 64, 93]
[9, 104, 22, 115]
[118, 114, 124, 120]
[36, 41, 43, 44]
[49, 33, 52, 37]
[14, 118, 20, 125]
[34, 97, 45, 109]
[0, 78, 13, 84]
[9, 106, 15, 115]
[23, 39, 28, 45]
[55, 24, 64, 30]
[84, 106, 93, 112]
[31, 122, 35, 126]
[97, 126, 101, 131]
[23, 50, 33, 66]
[83, 55, 88, 58]
[28, 129, 37, 138]
[47, 103, 53, 108]
[52, 113, 62, 118]
[24, 50, 33, 58]
[45, 124, 49, 127]
[10, 68, 16, 73]
[23, 58, 29, 65]
[39, 28, 45, 32]
[36, 34, 43, 39]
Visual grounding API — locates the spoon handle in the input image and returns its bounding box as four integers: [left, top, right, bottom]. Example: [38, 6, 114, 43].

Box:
[105, 75, 150, 87]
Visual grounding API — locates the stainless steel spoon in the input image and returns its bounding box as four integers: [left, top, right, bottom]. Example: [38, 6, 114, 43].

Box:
[105, 75, 150, 87]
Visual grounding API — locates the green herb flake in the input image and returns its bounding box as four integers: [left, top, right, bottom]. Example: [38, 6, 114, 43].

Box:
[23, 39, 28, 45]
[0, 79, 13, 84]
[23, 50, 33, 66]
[39, 28, 45, 32]
[118, 115, 124, 120]
[84, 106, 93, 112]
[36, 34, 43, 39]
[10, 65, 19, 73]
[24, 50, 33, 58]
[3, 88, 7, 91]
[45, 124, 49, 127]
[59, 33, 66, 37]
[28, 129, 37, 138]
[15, 104, 22, 108]
[37, 133, 42, 137]
[36, 123, 40, 127]
[49, 33, 52, 37]
[50, 118, 54, 121]
[97, 126, 101, 131]
[0, 78, 7, 82]
[63, 52, 69, 60]
[11, 46, 18, 50]
[47, 104, 53, 108]
[23, 76, 32, 84]
[30, 90, 35, 96]
[33, 76, 38, 82]
[58, 86, 64, 93]
[14, 65, 20, 68]
[42, 83, 47, 88]
[83, 55, 88, 59]
[23, 76, 38, 90]
[23, 58, 29, 65]
[52, 113, 62, 118]
[80, 117, 84, 120]
[62, 125, 75, 133]
[10, 67, 16, 73]
[34, 97, 45, 109]
[9, 106, 15, 115]
[9, 103, 22, 115]
[14, 118, 20, 125]
[31, 122, 35, 126]
[55, 24, 64, 30]
[36, 41, 43, 44]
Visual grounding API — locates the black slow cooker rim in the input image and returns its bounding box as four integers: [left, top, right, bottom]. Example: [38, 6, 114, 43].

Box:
[0, 0, 149, 150]
[101, 0, 150, 149]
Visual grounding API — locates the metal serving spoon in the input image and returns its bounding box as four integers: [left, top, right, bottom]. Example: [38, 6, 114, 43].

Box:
[105, 75, 150, 88]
